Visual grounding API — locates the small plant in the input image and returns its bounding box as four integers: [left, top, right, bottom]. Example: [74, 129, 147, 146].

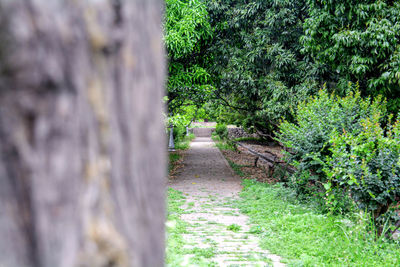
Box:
[215, 123, 228, 139]
[175, 133, 196, 150]
[173, 124, 186, 143]
[226, 159, 247, 177]
[215, 141, 237, 152]
[227, 224, 241, 232]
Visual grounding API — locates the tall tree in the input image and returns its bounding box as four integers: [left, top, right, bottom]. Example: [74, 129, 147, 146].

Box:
[302, 0, 400, 112]
[0, 1, 165, 267]
[206, 0, 316, 136]
[164, 0, 214, 113]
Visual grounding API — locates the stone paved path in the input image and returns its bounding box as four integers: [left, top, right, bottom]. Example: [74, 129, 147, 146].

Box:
[168, 137, 285, 266]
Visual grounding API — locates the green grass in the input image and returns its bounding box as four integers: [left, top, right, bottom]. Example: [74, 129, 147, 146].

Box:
[215, 141, 237, 151]
[166, 188, 188, 265]
[237, 179, 400, 266]
[175, 133, 196, 150]
[227, 223, 242, 232]
[226, 158, 251, 177]
[166, 188, 218, 266]
[211, 134, 221, 142]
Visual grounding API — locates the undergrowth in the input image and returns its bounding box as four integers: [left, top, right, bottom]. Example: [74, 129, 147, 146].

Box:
[234, 137, 267, 143]
[226, 158, 248, 177]
[166, 188, 187, 265]
[237, 179, 400, 266]
[175, 133, 196, 150]
[214, 140, 237, 151]
[169, 153, 182, 173]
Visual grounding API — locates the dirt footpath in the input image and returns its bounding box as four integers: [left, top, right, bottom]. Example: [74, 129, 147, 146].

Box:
[168, 137, 285, 266]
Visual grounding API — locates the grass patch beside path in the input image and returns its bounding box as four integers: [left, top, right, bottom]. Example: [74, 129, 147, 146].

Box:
[166, 188, 217, 266]
[226, 158, 249, 177]
[213, 135, 237, 151]
[175, 133, 196, 150]
[166, 188, 187, 265]
[237, 179, 400, 266]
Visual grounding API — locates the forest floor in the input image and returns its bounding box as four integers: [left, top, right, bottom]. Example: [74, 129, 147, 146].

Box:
[167, 137, 285, 266]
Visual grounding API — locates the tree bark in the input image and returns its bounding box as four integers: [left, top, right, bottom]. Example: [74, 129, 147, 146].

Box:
[0, 1, 165, 267]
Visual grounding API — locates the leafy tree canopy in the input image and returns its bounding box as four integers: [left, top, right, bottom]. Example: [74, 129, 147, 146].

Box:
[206, 0, 317, 136]
[302, 0, 400, 111]
[164, 0, 400, 134]
[164, 0, 214, 113]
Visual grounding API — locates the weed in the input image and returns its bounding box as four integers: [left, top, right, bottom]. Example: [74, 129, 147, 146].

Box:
[227, 224, 242, 232]
[226, 159, 249, 177]
[175, 133, 196, 150]
[215, 141, 237, 151]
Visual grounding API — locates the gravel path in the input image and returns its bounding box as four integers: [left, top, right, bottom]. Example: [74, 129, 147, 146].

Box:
[168, 137, 285, 266]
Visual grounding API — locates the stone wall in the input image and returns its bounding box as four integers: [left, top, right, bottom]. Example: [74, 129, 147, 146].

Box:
[228, 128, 258, 139]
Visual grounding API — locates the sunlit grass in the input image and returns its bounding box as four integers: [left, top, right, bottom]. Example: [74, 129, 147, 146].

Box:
[237, 179, 400, 266]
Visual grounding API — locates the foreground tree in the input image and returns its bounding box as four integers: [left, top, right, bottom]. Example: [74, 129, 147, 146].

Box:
[0, 1, 165, 267]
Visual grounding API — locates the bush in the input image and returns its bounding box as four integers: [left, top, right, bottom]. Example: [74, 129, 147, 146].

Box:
[215, 123, 228, 139]
[325, 114, 400, 235]
[173, 125, 186, 143]
[175, 133, 195, 150]
[277, 89, 386, 210]
[277, 88, 400, 235]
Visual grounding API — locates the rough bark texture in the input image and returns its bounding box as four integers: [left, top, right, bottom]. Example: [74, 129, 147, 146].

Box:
[0, 1, 165, 267]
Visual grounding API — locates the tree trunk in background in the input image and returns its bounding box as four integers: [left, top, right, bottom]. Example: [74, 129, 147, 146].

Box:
[0, 1, 165, 267]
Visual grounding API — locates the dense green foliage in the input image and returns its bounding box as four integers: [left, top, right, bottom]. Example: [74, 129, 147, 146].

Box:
[215, 123, 228, 139]
[325, 115, 400, 232]
[302, 0, 400, 112]
[164, 0, 400, 239]
[206, 0, 316, 135]
[165, 0, 400, 134]
[278, 90, 400, 234]
[164, 0, 214, 112]
[277, 89, 385, 194]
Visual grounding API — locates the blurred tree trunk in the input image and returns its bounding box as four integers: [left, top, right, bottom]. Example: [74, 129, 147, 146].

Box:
[0, 1, 165, 267]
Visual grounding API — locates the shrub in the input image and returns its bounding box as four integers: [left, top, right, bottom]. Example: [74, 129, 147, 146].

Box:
[173, 124, 186, 143]
[277, 89, 386, 208]
[277, 88, 400, 235]
[215, 123, 228, 139]
[175, 133, 195, 150]
[325, 114, 400, 235]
